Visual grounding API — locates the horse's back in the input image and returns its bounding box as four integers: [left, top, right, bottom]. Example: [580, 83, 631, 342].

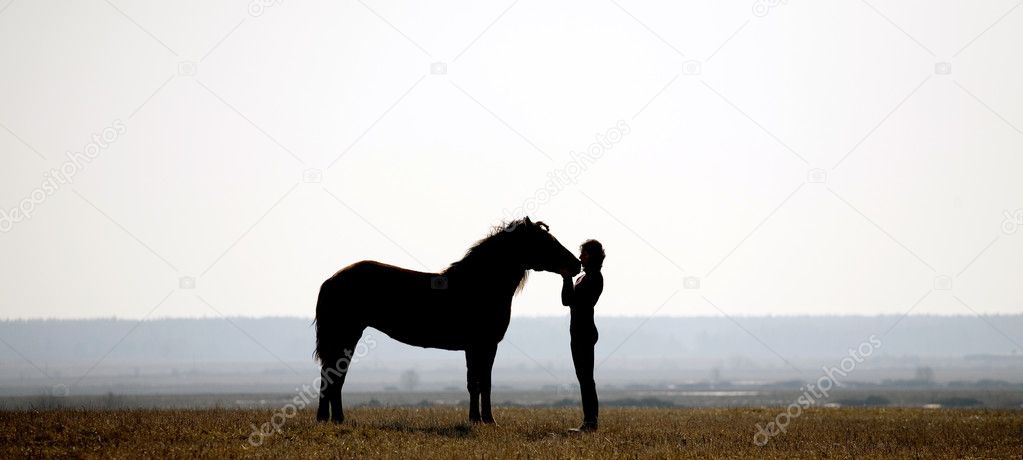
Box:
[319, 260, 477, 349]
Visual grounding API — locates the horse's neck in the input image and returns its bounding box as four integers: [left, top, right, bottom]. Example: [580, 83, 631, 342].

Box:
[447, 263, 524, 297]
[445, 234, 525, 297]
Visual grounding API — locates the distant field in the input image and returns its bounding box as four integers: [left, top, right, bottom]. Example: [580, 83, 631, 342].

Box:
[5, 386, 1023, 411]
[2, 407, 1021, 458]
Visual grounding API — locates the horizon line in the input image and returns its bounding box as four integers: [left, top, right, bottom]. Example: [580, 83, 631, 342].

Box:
[3, 313, 1023, 322]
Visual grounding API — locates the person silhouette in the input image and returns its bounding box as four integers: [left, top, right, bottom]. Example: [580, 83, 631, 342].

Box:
[560, 239, 604, 432]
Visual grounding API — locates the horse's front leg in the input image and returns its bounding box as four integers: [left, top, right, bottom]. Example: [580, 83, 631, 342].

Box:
[465, 348, 481, 422]
[476, 343, 499, 424]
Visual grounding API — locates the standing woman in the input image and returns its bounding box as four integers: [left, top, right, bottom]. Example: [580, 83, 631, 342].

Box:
[561, 239, 605, 432]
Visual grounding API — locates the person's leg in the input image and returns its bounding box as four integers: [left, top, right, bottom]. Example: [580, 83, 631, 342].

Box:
[571, 331, 598, 429]
[582, 327, 598, 425]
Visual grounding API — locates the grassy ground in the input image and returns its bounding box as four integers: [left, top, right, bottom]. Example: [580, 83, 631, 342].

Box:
[2, 407, 1021, 459]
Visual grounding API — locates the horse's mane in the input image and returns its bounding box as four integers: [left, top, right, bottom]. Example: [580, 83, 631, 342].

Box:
[442, 219, 530, 293]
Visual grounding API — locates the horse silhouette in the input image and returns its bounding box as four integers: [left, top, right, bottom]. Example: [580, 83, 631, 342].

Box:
[314, 217, 581, 423]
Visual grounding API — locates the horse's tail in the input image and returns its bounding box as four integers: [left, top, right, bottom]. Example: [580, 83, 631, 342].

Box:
[314, 264, 369, 365]
[313, 278, 336, 364]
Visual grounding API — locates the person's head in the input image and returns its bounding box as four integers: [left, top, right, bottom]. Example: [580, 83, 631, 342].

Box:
[579, 239, 605, 272]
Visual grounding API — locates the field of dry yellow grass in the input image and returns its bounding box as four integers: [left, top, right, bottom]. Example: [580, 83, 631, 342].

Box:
[2, 407, 1021, 458]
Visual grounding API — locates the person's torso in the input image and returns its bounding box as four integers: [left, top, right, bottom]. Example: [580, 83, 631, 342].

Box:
[569, 272, 602, 332]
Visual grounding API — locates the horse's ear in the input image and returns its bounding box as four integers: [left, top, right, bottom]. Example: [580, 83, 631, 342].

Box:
[524, 216, 533, 225]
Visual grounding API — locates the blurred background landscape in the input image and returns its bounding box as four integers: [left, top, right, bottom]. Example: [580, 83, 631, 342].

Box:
[3, 315, 1021, 410]
[2, 0, 1022, 421]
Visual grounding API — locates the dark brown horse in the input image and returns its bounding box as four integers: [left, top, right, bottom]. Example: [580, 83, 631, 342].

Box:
[314, 217, 581, 423]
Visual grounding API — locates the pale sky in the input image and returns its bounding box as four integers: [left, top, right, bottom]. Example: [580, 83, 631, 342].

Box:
[1, 0, 1021, 319]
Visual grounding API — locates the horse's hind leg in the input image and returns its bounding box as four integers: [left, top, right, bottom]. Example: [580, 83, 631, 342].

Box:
[319, 330, 364, 423]
[316, 367, 333, 421]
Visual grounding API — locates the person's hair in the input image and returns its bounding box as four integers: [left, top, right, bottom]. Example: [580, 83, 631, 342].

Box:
[580, 239, 605, 269]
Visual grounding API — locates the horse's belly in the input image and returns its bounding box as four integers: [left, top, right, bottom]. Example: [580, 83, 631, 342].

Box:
[372, 295, 510, 351]
[334, 262, 509, 350]
[373, 319, 469, 351]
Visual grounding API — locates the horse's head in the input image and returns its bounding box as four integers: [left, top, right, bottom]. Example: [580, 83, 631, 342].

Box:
[507, 217, 581, 276]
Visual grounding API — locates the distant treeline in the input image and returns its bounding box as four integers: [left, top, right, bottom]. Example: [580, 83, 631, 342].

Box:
[1, 315, 1020, 367]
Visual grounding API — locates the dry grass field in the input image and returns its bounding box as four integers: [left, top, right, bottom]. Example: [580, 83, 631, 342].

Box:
[2, 407, 1021, 459]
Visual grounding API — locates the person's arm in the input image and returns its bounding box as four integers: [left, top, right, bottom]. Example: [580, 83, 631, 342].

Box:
[561, 275, 574, 306]
[571, 274, 603, 309]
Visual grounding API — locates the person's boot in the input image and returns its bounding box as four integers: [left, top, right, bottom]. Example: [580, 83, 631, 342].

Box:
[568, 421, 598, 433]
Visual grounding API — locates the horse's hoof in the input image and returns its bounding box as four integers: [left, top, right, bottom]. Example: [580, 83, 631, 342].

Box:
[481, 417, 497, 425]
